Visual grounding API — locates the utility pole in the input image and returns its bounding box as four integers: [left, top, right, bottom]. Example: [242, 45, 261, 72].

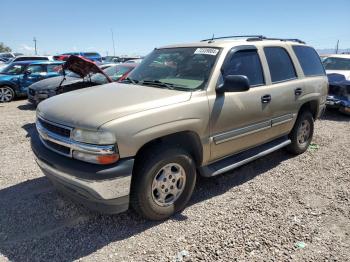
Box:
[111, 29, 116, 56]
[335, 40, 339, 54]
[33, 37, 37, 55]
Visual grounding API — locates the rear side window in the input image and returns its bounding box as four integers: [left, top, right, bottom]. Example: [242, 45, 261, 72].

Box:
[223, 49, 265, 86]
[264, 47, 296, 83]
[293, 46, 325, 76]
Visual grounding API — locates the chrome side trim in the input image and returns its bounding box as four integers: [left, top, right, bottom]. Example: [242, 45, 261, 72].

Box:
[213, 120, 271, 145]
[271, 114, 294, 127]
[36, 120, 116, 157]
[211, 139, 291, 176]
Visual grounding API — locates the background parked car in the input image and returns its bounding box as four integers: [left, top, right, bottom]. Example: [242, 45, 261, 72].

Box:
[0, 52, 23, 62]
[28, 56, 136, 105]
[61, 52, 102, 63]
[323, 54, 350, 80]
[6, 55, 53, 63]
[0, 60, 64, 102]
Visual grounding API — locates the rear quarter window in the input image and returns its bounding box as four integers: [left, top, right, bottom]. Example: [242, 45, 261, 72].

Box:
[292, 46, 325, 76]
[264, 47, 297, 83]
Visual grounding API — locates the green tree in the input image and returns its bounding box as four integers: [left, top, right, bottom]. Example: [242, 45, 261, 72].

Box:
[0, 42, 12, 52]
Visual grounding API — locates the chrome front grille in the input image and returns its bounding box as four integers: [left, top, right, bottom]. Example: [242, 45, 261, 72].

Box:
[38, 117, 71, 138]
[36, 117, 73, 157]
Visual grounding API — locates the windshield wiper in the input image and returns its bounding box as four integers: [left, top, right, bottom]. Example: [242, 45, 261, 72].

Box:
[140, 80, 187, 90]
[121, 77, 138, 84]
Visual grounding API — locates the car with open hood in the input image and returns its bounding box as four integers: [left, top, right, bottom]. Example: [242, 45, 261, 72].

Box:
[0, 60, 64, 102]
[31, 36, 327, 220]
[326, 73, 350, 115]
[28, 55, 137, 105]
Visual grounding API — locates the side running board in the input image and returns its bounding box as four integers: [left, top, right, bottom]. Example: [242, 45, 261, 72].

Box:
[199, 136, 291, 177]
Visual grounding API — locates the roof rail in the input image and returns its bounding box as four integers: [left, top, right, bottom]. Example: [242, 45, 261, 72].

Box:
[255, 38, 306, 44]
[201, 35, 306, 44]
[201, 35, 266, 42]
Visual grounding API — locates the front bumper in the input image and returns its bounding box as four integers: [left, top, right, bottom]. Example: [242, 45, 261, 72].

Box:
[31, 130, 134, 214]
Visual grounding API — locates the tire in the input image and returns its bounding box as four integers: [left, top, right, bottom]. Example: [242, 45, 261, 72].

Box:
[0, 86, 15, 102]
[286, 111, 314, 155]
[131, 147, 196, 220]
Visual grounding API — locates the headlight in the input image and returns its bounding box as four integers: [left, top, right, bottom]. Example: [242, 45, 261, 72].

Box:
[72, 129, 116, 145]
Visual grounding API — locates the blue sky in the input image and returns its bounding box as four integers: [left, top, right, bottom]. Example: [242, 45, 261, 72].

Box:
[1, 0, 349, 56]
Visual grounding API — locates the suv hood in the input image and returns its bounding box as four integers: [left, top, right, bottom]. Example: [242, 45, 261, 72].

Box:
[64, 55, 112, 82]
[37, 83, 192, 129]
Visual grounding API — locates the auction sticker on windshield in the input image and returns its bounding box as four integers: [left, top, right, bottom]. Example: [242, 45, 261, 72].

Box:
[194, 48, 219, 56]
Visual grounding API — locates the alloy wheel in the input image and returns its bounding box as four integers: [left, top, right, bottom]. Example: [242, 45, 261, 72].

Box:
[0, 87, 14, 102]
[151, 163, 186, 207]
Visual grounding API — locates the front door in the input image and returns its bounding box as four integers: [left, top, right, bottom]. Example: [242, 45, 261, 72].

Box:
[20, 64, 47, 93]
[209, 46, 274, 161]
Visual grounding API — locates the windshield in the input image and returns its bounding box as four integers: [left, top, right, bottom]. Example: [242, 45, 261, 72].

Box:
[104, 65, 132, 81]
[323, 57, 350, 70]
[0, 64, 26, 75]
[126, 47, 220, 90]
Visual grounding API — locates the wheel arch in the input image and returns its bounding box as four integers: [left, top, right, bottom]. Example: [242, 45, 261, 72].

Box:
[298, 100, 319, 120]
[133, 131, 203, 170]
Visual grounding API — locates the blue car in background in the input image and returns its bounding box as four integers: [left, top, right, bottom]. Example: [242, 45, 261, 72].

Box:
[61, 52, 102, 63]
[0, 60, 64, 102]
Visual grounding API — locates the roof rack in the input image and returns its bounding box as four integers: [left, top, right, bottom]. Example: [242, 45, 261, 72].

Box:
[201, 35, 306, 44]
[201, 35, 266, 42]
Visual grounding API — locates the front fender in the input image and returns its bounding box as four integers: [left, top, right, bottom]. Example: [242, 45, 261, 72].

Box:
[100, 93, 210, 161]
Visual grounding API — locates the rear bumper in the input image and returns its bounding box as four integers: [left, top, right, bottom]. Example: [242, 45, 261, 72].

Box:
[31, 130, 134, 214]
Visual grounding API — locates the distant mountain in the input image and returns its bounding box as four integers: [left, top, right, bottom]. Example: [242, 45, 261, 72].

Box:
[317, 48, 350, 55]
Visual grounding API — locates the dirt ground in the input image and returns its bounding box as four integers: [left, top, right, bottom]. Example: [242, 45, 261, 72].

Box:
[0, 99, 349, 262]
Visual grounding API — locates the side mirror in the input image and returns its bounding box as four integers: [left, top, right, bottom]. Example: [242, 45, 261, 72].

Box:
[217, 75, 250, 93]
[24, 69, 32, 75]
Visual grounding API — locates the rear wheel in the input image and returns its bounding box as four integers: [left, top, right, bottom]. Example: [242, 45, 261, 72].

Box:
[131, 147, 196, 220]
[287, 111, 314, 155]
[0, 86, 15, 102]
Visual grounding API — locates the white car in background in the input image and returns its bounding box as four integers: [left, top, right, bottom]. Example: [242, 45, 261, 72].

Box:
[323, 54, 350, 80]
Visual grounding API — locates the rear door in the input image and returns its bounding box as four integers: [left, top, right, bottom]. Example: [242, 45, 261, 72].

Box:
[261, 46, 304, 137]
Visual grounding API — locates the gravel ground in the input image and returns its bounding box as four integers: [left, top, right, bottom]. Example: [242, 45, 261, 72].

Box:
[0, 99, 349, 262]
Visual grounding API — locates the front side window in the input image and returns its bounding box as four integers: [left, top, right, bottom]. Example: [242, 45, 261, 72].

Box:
[222, 49, 264, 86]
[127, 47, 220, 90]
[323, 57, 350, 70]
[26, 65, 46, 74]
[264, 47, 297, 83]
[292, 46, 325, 76]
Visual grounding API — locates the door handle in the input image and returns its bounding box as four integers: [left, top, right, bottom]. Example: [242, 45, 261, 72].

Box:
[261, 94, 271, 104]
[295, 88, 303, 96]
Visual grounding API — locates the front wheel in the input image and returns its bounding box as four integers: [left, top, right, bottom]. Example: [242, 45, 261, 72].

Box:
[131, 148, 196, 220]
[286, 111, 314, 155]
[0, 86, 15, 102]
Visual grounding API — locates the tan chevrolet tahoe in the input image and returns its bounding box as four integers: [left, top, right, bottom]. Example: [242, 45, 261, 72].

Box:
[31, 36, 328, 220]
